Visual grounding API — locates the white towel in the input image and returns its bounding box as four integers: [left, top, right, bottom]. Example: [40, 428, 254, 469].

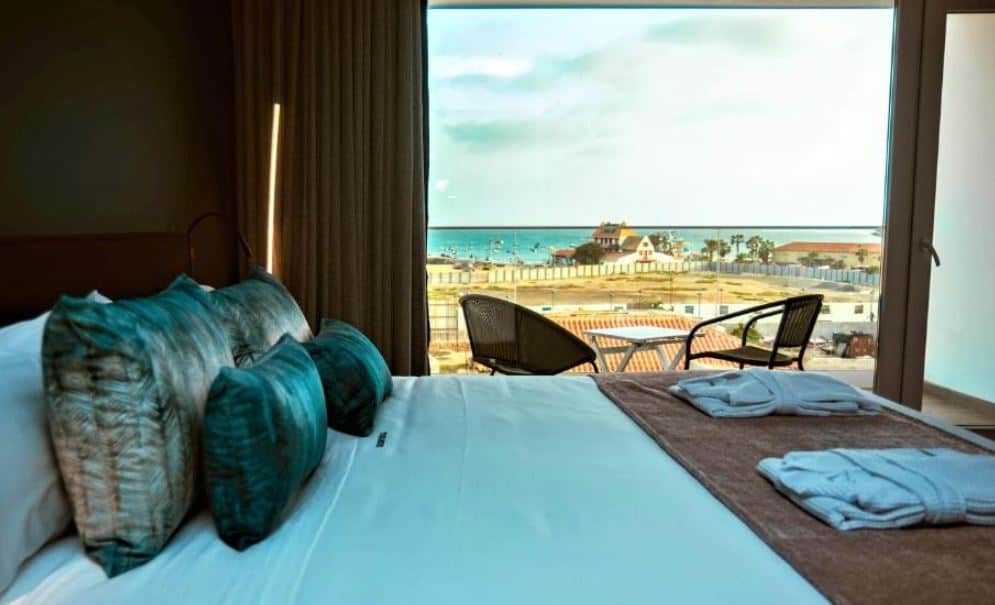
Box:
[669, 369, 880, 417]
[757, 448, 995, 530]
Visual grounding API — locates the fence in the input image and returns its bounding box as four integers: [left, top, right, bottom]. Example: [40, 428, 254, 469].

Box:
[428, 261, 880, 288]
[706, 262, 880, 287]
[429, 300, 462, 343]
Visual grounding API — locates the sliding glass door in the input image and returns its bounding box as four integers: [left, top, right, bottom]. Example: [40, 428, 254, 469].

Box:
[890, 0, 995, 428]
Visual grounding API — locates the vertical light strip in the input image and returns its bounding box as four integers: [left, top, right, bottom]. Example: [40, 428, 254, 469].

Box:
[266, 103, 282, 273]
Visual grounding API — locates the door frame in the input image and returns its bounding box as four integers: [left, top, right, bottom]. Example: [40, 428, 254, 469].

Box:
[875, 0, 925, 405]
[876, 0, 995, 407]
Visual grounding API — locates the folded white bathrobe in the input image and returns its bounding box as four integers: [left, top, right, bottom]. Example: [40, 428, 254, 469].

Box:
[757, 448, 995, 530]
[669, 369, 880, 417]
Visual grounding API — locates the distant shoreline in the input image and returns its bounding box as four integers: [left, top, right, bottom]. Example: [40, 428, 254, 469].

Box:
[429, 225, 880, 231]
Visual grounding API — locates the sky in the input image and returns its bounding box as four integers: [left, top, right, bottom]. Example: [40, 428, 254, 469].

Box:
[427, 8, 895, 227]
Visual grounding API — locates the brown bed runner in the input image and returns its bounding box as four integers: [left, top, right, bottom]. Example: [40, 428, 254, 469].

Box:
[592, 372, 995, 605]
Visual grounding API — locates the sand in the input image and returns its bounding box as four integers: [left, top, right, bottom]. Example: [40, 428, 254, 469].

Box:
[427, 269, 874, 306]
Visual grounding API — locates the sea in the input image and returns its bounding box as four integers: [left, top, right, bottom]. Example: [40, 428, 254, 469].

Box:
[428, 226, 882, 265]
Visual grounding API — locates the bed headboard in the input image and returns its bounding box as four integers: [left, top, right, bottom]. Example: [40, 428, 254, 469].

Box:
[0, 216, 241, 326]
[1, 233, 189, 325]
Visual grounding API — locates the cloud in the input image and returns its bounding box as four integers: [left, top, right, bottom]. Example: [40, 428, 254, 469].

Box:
[646, 16, 788, 51]
[441, 119, 539, 150]
[432, 56, 532, 79]
[434, 179, 450, 193]
[433, 48, 604, 94]
[427, 10, 893, 226]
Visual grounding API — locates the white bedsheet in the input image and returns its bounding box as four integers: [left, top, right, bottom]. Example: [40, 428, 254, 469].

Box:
[2, 375, 824, 604]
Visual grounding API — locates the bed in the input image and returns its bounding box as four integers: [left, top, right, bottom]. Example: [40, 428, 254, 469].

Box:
[3, 374, 826, 604]
[3, 231, 993, 604]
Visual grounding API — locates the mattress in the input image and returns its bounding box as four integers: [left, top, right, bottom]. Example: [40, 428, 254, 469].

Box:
[2, 375, 824, 605]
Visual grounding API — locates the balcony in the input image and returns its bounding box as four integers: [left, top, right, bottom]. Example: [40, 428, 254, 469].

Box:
[428, 255, 879, 380]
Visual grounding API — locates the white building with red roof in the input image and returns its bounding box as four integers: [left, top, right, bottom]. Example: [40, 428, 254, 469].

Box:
[607, 236, 677, 265]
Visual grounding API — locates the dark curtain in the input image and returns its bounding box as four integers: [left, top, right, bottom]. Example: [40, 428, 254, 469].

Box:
[231, 0, 281, 276]
[232, 0, 429, 375]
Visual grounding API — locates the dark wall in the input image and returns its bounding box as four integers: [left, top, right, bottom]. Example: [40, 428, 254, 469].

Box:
[0, 1, 236, 284]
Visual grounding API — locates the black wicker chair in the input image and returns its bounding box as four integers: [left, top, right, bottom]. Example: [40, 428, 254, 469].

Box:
[683, 294, 823, 370]
[459, 294, 598, 375]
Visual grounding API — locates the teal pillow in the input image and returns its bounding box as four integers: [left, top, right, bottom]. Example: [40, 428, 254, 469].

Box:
[43, 275, 233, 576]
[303, 319, 393, 437]
[210, 268, 312, 366]
[204, 334, 327, 551]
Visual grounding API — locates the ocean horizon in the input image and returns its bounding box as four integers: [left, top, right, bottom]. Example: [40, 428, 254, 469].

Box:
[428, 226, 882, 265]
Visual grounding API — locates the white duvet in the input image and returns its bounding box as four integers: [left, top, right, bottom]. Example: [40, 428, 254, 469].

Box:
[2, 375, 823, 605]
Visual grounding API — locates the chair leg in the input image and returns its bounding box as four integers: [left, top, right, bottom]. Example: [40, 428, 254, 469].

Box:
[490, 368, 496, 376]
[739, 362, 744, 370]
[797, 357, 805, 371]
[590, 362, 599, 373]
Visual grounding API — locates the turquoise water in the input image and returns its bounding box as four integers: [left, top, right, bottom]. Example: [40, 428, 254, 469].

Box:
[428, 227, 881, 264]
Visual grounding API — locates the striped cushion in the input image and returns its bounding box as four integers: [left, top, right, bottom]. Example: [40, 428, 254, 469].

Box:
[303, 319, 393, 437]
[203, 335, 327, 550]
[42, 276, 233, 576]
[210, 268, 312, 366]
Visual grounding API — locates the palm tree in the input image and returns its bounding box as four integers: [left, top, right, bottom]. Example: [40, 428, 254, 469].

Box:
[855, 247, 869, 266]
[730, 233, 745, 257]
[746, 235, 764, 261]
[758, 239, 776, 264]
[700, 239, 721, 262]
[700, 242, 712, 262]
[718, 239, 731, 260]
[649, 231, 672, 254]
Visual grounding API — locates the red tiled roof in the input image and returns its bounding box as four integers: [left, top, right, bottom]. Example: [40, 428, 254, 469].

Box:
[553, 249, 575, 257]
[551, 314, 740, 373]
[773, 241, 882, 254]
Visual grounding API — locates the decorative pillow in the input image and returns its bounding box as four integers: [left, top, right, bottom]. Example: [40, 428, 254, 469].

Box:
[210, 268, 312, 366]
[43, 276, 233, 577]
[0, 291, 111, 592]
[303, 319, 393, 437]
[203, 334, 327, 550]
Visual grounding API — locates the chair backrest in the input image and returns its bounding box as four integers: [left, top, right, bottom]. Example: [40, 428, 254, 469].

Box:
[772, 294, 824, 350]
[459, 294, 519, 367]
[459, 294, 596, 374]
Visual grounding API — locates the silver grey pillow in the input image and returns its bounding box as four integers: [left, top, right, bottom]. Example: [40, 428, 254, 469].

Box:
[209, 267, 312, 366]
[43, 276, 233, 576]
